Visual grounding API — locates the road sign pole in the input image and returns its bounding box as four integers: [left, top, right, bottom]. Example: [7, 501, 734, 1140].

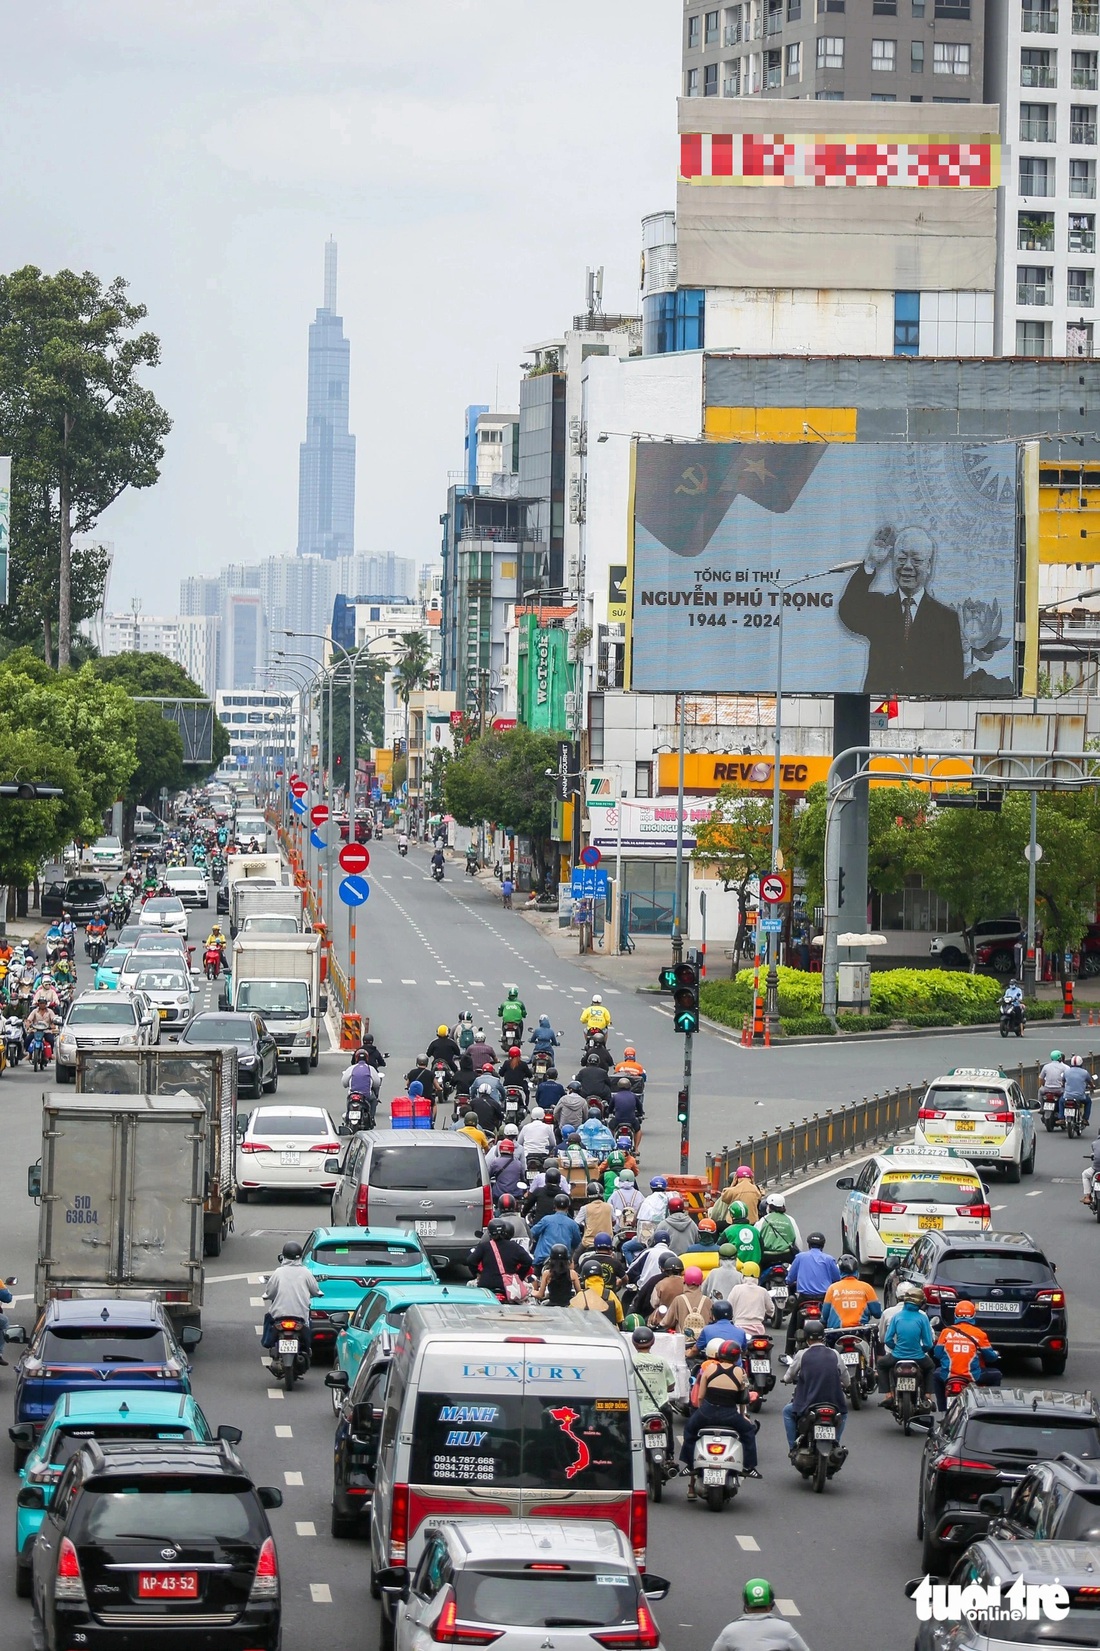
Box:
[679, 1031, 693, 1174]
[349, 910, 356, 1016]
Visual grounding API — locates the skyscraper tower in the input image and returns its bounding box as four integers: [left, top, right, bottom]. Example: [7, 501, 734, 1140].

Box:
[296, 238, 356, 560]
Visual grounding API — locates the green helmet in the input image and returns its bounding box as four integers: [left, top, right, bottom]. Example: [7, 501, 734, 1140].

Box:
[726, 1201, 748, 1223]
[743, 1579, 774, 1612]
[607, 1151, 625, 1169]
[508, 987, 519, 1001]
[621, 1313, 646, 1333]
[1051, 1050, 1063, 1062]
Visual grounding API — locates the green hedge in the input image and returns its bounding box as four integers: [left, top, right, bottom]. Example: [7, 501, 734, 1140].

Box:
[869, 968, 1001, 1019]
[836, 1012, 893, 1033]
[780, 1014, 834, 1037]
[700, 966, 1026, 1036]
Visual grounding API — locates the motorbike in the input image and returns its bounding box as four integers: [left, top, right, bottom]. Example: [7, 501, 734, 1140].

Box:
[583, 1029, 609, 1061]
[1040, 1089, 1064, 1133]
[430, 1061, 454, 1111]
[465, 855, 479, 878]
[744, 1334, 776, 1412]
[28, 1028, 53, 1072]
[642, 1411, 677, 1502]
[761, 1263, 790, 1327]
[790, 1295, 825, 1350]
[431, 862, 444, 882]
[3, 1018, 23, 1067]
[830, 1329, 875, 1412]
[270, 1317, 311, 1392]
[204, 946, 224, 981]
[883, 1357, 932, 1434]
[503, 1085, 528, 1128]
[501, 1021, 524, 1048]
[398, 841, 408, 858]
[530, 1049, 555, 1083]
[341, 1094, 373, 1135]
[791, 1402, 846, 1493]
[999, 997, 1025, 1039]
[84, 932, 107, 965]
[693, 1421, 748, 1511]
[1064, 1094, 1085, 1140]
[1084, 1158, 1100, 1224]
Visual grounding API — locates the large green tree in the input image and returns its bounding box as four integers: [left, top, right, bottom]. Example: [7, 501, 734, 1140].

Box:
[691, 784, 797, 971]
[444, 726, 560, 882]
[796, 782, 933, 913]
[88, 652, 229, 818]
[321, 658, 386, 797]
[0, 267, 170, 665]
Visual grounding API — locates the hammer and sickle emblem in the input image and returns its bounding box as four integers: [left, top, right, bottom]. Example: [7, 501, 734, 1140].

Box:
[675, 465, 708, 496]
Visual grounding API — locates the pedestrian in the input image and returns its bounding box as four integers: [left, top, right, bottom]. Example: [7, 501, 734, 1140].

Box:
[501, 876, 514, 910]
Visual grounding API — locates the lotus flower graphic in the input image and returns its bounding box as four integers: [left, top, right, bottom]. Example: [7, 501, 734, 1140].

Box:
[958, 598, 1010, 666]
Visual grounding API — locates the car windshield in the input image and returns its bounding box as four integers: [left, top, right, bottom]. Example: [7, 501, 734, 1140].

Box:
[132, 937, 185, 954]
[78, 1484, 256, 1543]
[965, 1418, 1100, 1460]
[67, 1003, 137, 1027]
[924, 1087, 1011, 1113]
[94, 840, 121, 852]
[50, 1424, 197, 1465]
[977, 1603, 1100, 1644]
[253, 1113, 329, 1136]
[236, 981, 310, 1016]
[142, 899, 183, 917]
[99, 951, 128, 971]
[134, 971, 189, 992]
[116, 929, 144, 949]
[186, 1018, 254, 1046]
[370, 1146, 481, 1191]
[937, 1254, 1054, 1286]
[40, 1328, 169, 1364]
[310, 1242, 418, 1268]
[1057, 1493, 1100, 1542]
[66, 882, 105, 900]
[879, 1177, 985, 1206]
[171, 869, 204, 881]
[454, 1570, 638, 1630]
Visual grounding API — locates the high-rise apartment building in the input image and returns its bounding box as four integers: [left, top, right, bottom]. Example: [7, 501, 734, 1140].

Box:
[682, 1, 985, 105]
[987, 2, 1100, 357]
[296, 239, 356, 560]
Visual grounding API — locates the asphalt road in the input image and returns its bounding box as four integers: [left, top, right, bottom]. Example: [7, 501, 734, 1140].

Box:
[0, 844, 1094, 1651]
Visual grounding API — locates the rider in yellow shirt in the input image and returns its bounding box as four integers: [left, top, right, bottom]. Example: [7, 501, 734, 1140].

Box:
[580, 996, 612, 1033]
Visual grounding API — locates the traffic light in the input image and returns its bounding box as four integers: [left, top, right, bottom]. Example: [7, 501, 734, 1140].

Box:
[672, 961, 699, 1034]
[676, 1089, 689, 1124]
[837, 866, 846, 909]
[658, 965, 678, 992]
[0, 782, 64, 799]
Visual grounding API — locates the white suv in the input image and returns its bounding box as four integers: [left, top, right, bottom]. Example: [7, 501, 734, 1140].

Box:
[165, 865, 209, 908]
[929, 917, 1022, 969]
[55, 988, 160, 1083]
[914, 1066, 1038, 1182]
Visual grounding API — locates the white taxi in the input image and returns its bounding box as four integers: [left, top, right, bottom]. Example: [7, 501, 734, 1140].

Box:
[914, 1066, 1037, 1182]
[836, 1145, 991, 1269]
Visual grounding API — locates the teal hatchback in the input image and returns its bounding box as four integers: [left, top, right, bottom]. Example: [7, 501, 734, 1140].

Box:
[12, 1388, 240, 1597]
[300, 1226, 436, 1358]
[334, 1280, 496, 1391]
[93, 946, 130, 990]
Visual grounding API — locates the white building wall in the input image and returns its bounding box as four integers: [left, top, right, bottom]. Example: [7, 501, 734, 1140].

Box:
[175, 616, 219, 698]
[102, 613, 181, 659]
[704, 288, 897, 355]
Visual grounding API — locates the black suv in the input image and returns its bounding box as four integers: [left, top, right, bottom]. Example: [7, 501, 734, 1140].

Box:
[917, 1386, 1100, 1573]
[887, 1230, 1068, 1376]
[989, 1453, 1100, 1544]
[41, 876, 109, 922]
[29, 1439, 284, 1649]
[327, 1347, 392, 1538]
[912, 1538, 1100, 1649]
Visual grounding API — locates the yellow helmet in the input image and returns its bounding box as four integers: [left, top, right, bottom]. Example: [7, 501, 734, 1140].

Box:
[740, 1261, 760, 1279]
[437, 1025, 449, 1037]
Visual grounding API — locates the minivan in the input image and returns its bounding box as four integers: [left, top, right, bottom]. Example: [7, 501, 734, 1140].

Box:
[326, 1130, 491, 1271]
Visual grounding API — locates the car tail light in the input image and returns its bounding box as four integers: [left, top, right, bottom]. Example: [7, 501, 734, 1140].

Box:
[985, 1112, 1015, 1126]
[354, 1184, 369, 1226]
[939, 1456, 997, 1474]
[958, 1203, 991, 1220]
[240, 1141, 269, 1154]
[869, 1199, 907, 1218]
[482, 1185, 493, 1227]
[311, 1143, 342, 1153]
[919, 1109, 946, 1121]
[390, 1482, 409, 1566]
[630, 1488, 647, 1568]
[923, 1285, 956, 1305]
[593, 1602, 661, 1650]
[249, 1536, 279, 1602]
[1036, 1289, 1065, 1307]
[1048, 1338, 1066, 1351]
[56, 1536, 87, 1603]
[430, 1585, 503, 1644]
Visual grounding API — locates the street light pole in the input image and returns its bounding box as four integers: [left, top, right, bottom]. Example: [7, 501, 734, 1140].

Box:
[672, 694, 686, 964]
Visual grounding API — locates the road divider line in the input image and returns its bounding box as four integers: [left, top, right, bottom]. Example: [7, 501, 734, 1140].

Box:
[310, 1583, 332, 1603]
[284, 1470, 304, 1486]
[249, 1296, 264, 1307]
[275, 1425, 293, 1438]
[1026, 1190, 1043, 1197]
[776, 1599, 800, 1617]
[266, 1388, 284, 1401]
[296, 1521, 316, 1536]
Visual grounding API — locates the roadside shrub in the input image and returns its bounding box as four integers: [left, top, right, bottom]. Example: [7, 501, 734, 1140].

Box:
[780, 1014, 834, 1037]
[701, 968, 821, 1024]
[835, 1013, 893, 1033]
[870, 968, 1001, 1020]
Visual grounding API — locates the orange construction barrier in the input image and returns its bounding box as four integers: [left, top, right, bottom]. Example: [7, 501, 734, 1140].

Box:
[340, 1013, 363, 1051]
[752, 993, 765, 1043]
[741, 1017, 750, 1047]
[1064, 978, 1076, 1020]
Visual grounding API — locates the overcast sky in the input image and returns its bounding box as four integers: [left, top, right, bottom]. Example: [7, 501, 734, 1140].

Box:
[3, 1, 679, 613]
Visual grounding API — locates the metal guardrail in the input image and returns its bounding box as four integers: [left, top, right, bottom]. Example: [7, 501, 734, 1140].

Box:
[705, 1057, 1077, 1190]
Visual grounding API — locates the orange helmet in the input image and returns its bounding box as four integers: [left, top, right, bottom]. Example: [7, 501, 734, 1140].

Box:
[623, 1046, 637, 1060]
[697, 1217, 718, 1235]
[953, 1300, 976, 1321]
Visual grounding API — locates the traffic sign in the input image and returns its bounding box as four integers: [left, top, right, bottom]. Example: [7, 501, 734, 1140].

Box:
[580, 846, 602, 868]
[289, 771, 300, 784]
[275, 768, 284, 779]
[340, 843, 370, 874]
[310, 803, 330, 827]
[1024, 842, 1044, 863]
[290, 797, 306, 816]
[290, 778, 308, 800]
[760, 917, 783, 933]
[760, 872, 789, 904]
[310, 829, 326, 850]
[338, 874, 370, 908]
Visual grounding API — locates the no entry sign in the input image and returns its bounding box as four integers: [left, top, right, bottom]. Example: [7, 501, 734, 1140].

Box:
[290, 778, 308, 800]
[310, 803, 330, 827]
[339, 843, 370, 874]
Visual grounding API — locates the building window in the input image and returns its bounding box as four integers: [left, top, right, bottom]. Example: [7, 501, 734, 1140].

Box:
[1020, 102, 1056, 141]
[934, 41, 971, 74]
[1018, 210, 1055, 249]
[894, 290, 920, 355]
[817, 0, 845, 10]
[766, 0, 783, 33]
[635, 762, 653, 799]
[787, 0, 802, 16]
[912, 0, 925, 12]
[1073, 50, 1099, 88]
[911, 39, 924, 72]
[1016, 319, 1053, 354]
[1069, 267, 1096, 304]
[817, 34, 845, 67]
[705, 8, 721, 44]
[1022, 1, 1058, 31]
[787, 40, 802, 77]
[872, 38, 897, 70]
[1070, 211, 1097, 251]
[872, 91, 898, 100]
[1017, 264, 1054, 304]
[642, 288, 706, 355]
[815, 88, 845, 97]
[1019, 155, 1055, 194]
[1071, 156, 1098, 195]
[874, 0, 898, 10]
[935, 0, 969, 12]
[686, 67, 700, 95]
[1074, 3, 1100, 35]
[704, 61, 719, 94]
[764, 48, 782, 85]
[1071, 103, 1098, 141]
[724, 59, 741, 94]
[687, 13, 701, 48]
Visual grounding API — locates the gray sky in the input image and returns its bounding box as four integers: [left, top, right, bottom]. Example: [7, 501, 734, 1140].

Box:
[4, 0, 679, 612]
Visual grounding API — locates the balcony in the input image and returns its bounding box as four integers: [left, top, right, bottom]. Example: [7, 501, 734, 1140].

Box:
[1021, 117, 1056, 139]
[723, 77, 741, 94]
[1070, 228, 1097, 250]
[724, 22, 742, 44]
[1019, 169, 1055, 195]
[1019, 217, 1055, 248]
[1073, 4, 1100, 30]
[1022, 64, 1058, 87]
[766, 11, 783, 32]
[1069, 281, 1096, 303]
[1072, 120, 1098, 141]
[1073, 64, 1100, 88]
[1022, 5, 1058, 28]
[1071, 171, 1098, 195]
[1018, 280, 1055, 303]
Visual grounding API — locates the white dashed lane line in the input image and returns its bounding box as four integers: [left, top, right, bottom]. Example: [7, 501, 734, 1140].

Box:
[1025, 1190, 1043, 1197]
[735, 1535, 760, 1551]
[296, 1521, 316, 1537]
[266, 1389, 284, 1401]
[274, 1425, 293, 1438]
[776, 1600, 801, 1618]
[284, 1471, 304, 1487]
[310, 1583, 332, 1604]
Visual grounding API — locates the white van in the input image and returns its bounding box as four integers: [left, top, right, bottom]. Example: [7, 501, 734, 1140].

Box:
[370, 1302, 647, 1628]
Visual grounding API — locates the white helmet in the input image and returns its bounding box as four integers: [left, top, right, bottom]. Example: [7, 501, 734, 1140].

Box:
[1072, 1055, 1085, 1068]
[899, 1282, 925, 1303]
[591, 995, 602, 1006]
[502, 1124, 519, 1139]
[765, 1192, 786, 1212]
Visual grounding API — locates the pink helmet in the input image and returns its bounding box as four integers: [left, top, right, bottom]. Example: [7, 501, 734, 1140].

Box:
[684, 1266, 704, 1287]
[735, 1166, 755, 1180]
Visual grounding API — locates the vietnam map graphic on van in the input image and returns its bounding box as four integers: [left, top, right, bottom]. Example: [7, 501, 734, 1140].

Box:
[549, 1407, 591, 1480]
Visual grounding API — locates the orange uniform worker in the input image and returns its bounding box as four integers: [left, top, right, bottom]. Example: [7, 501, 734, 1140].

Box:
[932, 1300, 1001, 1411]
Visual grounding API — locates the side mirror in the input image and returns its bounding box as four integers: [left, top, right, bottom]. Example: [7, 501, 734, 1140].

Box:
[258, 1487, 284, 1510]
[325, 1371, 349, 1391]
[979, 1493, 1007, 1515]
[5, 1326, 28, 1346]
[215, 1424, 243, 1444]
[320, 993, 329, 1014]
[27, 1164, 41, 1201]
[180, 1326, 202, 1351]
[835, 1177, 855, 1190]
[904, 1579, 924, 1600]
[643, 1576, 670, 1601]
[9, 1423, 35, 1446]
[16, 1486, 46, 1510]
[324, 1157, 342, 1175]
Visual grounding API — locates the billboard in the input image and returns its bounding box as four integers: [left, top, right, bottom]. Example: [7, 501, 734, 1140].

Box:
[628, 440, 1018, 698]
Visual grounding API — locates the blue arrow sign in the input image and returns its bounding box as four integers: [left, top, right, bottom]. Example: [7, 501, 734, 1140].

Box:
[339, 874, 370, 908]
[310, 830, 326, 850]
[290, 797, 306, 816]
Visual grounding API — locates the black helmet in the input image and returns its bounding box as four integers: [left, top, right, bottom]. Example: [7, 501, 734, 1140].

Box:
[553, 1192, 572, 1211]
[807, 1231, 826, 1250]
[616, 1075, 634, 1089]
[281, 1241, 303, 1261]
[487, 1218, 511, 1239]
[548, 1243, 570, 1262]
[496, 1193, 517, 1212]
[838, 1256, 859, 1276]
[587, 1181, 601, 1198]
[711, 1299, 733, 1320]
[803, 1318, 825, 1340]
[544, 1166, 562, 1186]
[580, 1259, 605, 1281]
[631, 1325, 655, 1349]
[659, 1253, 684, 1275]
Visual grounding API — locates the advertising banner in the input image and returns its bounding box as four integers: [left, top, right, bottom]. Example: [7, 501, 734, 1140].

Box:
[629, 440, 1018, 698]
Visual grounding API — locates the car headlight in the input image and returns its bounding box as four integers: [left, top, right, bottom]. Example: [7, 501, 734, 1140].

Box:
[239, 1054, 256, 1066]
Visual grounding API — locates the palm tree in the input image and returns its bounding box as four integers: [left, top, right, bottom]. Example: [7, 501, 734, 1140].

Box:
[393, 629, 435, 826]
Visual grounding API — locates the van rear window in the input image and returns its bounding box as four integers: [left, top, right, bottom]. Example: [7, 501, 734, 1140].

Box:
[409, 1394, 631, 1491]
[370, 1147, 481, 1191]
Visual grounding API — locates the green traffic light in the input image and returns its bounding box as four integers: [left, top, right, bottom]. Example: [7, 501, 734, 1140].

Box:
[675, 1010, 699, 1034]
[658, 967, 678, 991]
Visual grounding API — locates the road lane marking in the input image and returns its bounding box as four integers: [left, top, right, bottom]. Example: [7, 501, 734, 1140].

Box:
[777, 1599, 800, 1616]
[991, 1204, 1006, 1211]
[1026, 1190, 1043, 1197]
[284, 1470, 304, 1486]
[310, 1582, 332, 1603]
[735, 1534, 760, 1551]
[401, 979, 416, 985]
[266, 1389, 284, 1400]
[296, 1521, 316, 1536]
[275, 1425, 293, 1438]
[250, 1296, 264, 1307]
[367, 978, 382, 984]
[435, 979, 450, 986]
[254, 1325, 263, 1336]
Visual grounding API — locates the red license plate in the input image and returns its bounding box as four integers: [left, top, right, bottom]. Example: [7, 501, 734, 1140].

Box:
[138, 1571, 199, 1599]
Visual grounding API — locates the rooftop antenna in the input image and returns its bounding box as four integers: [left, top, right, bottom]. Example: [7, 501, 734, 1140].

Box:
[585, 266, 604, 319]
[324, 238, 338, 312]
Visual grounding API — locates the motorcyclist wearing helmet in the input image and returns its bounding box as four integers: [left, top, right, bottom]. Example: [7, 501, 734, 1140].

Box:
[637, 1176, 670, 1243]
[781, 1317, 849, 1457]
[1039, 1050, 1069, 1114]
[497, 986, 527, 1038]
[703, 1244, 746, 1302]
[528, 1015, 559, 1052]
[488, 1139, 527, 1201]
[712, 1165, 764, 1225]
[609, 1074, 643, 1141]
[645, 1252, 687, 1321]
[680, 1337, 761, 1497]
[575, 1230, 627, 1293]
[261, 1241, 322, 1360]
[664, 1192, 700, 1256]
[625, 1227, 675, 1294]
[662, 1264, 714, 1338]
[517, 1107, 556, 1165]
[629, 1324, 677, 1429]
[467, 1218, 534, 1299]
[570, 1258, 624, 1325]
[710, 1579, 812, 1651]
[522, 1165, 566, 1226]
[453, 1010, 476, 1051]
[577, 1107, 616, 1157]
[426, 1024, 461, 1067]
[574, 1057, 612, 1104]
[467, 1029, 499, 1070]
[725, 1262, 775, 1335]
[499, 1046, 533, 1088]
[468, 1064, 506, 1130]
[877, 1289, 936, 1406]
[553, 1081, 588, 1133]
[755, 1192, 804, 1268]
[822, 1257, 881, 1375]
[405, 1054, 435, 1097]
[1001, 977, 1025, 1031]
[608, 1167, 644, 1223]
[931, 1300, 1001, 1412]
[614, 1045, 646, 1085]
[493, 1192, 527, 1243]
[458, 1111, 490, 1151]
[529, 1192, 583, 1263]
[578, 1181, 615, 1245]
[580, 994, 612, 1034]
[533, 1241, 579, 1306]
[1063, 1053, 1094, 1125]
[721, 1202, 762, 1269]
[784, 1232, 842, 1357]
[694, 1299, 747, 1358]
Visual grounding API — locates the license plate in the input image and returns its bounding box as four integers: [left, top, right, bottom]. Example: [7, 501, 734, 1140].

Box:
[896, 1377, 918, 1391]
[279, 1151, 299, 1165]
[157, 1007, 168, 1019]
[840, 1351, 860, 1364]
[750, 1359, 771, 1373]
[918, 1215, 944, 1230]
[415, 1220, 438, 1236]
[138, 1572, 198, 1599]
[954, 1120, 976, 1132]
[645, 1435, 667, 1450]
[771, 1288, 788, 1303]
[278, 1338, 299, 1354]
[977, 1301, 1022, 1315]
[702, 1468, 727, 1485]
[814, 1426, 836, 1440]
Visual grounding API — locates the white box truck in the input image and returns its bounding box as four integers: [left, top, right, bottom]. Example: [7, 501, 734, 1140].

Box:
[231, 881, 304, 936]
[225, 933, 325, 1073]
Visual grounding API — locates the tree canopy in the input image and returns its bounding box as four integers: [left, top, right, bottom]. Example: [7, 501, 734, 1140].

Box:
[87, 651, 229, 808]
[444, 726, 560, 879]
[691, 783, 797, 969]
